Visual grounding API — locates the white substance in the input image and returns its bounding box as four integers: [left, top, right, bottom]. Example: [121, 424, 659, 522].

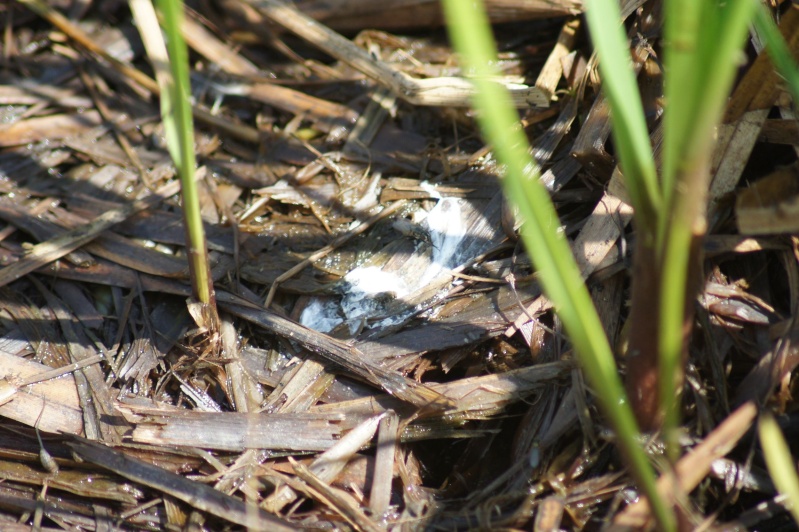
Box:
[339, 267, 408, 334]
[299, 298, 343, 333]
[301, 197, 471, 335]
[420, 197, 467, 285]
[344, 267, 408, 300]
[420, 180, 442, 199]
[300, 267, 409, 335]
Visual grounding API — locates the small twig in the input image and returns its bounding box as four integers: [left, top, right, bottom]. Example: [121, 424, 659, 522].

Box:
[264, 200, 407, 307]
[0, 354, 105, 406]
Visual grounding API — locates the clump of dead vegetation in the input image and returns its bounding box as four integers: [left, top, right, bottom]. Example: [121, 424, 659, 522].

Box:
[0, 0, 796, 530]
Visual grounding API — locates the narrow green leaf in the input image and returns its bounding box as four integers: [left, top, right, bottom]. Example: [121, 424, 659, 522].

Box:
[584, 0, 660, 232]
[660, 0, 702, 205]
[657, 0, 754, 459]
[754, 4, 799, 107]
[131, 0, 214, 307]
[441, 1, 673, 530]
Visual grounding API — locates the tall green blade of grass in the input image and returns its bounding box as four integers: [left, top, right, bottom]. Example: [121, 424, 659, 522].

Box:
[586, 0, 754, 458]
[441, 1, 673, 529]
[759, 413, 799, 525]
[584, 0, 671, 436]
[583, 0, 660, 231]
[130, 0, 217, 316]
[657, 0, 754, 457]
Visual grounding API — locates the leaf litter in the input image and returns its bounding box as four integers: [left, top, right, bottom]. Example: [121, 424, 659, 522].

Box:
[0, 0, 795, 529]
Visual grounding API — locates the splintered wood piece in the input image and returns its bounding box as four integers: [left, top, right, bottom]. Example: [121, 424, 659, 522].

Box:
[68, 437, 295, 531]
[534, 495, 566, 532]
[724, 8, 799, 125]
[534, 17, 581, 104]
[735, 309, 799, 406]
[181, 13, 259, 76]
[311, 361, 570, 419]
[311, 414, 384, 482]
[710, 9, 799, 211]
[121, 405, 355, 451]
[222, 296, 455, 410]
[31, 278, 123, 442]
[369, 411, 399, 518]
[203, 80, 360, 135]
[381, 177, 497, 201]
[759, 118, 799, 145]
[736, 163, 799, 234]
[703, 235, 788, 257]
[31, 257, 347, 378]
[532, 97, 579, 164]
[354, 279, 542, 367]
[505, 192, 633, 336]
[47, 206, 192, 278]
[247, 0, 549, 108]
[0, 111, 104, 147]
[265, 414, 385, 513]
[0, 82, 92, 109]
[290, 457, 382, 532]
[344, 88, 396, 155]
[221, 316, 263, 413]
[68, 194, 235, 253]
[0, 350, 87, 436]
[709, 109, 770, 208]
[19, 0, 262, 143]
[572, 8, 657, 180]
[571, 92, 614, 178]
[260, 358, 334, 413]
[0, 459, 140, 503]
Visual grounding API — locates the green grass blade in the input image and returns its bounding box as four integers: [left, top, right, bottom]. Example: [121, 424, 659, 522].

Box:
[758, 413, 799, 525]
[660, 0, 702, 206]
[658, 0, 754, 458]
[130, 0, 215, 308]
[663, 0, 755, 199]
[441, 1, 673, 530]
[152, 0, 194, 173]
[754, 4, 799, 106]
[584, 0, 660, 232]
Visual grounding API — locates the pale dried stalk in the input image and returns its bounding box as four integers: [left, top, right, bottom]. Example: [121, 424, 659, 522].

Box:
[246, 0, 550, 108]
[70, 438, 295, 531]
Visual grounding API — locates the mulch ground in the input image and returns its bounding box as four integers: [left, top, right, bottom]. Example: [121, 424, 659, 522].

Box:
[0, 0, 796, 530]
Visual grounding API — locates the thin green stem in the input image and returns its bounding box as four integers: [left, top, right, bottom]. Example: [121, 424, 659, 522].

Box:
[754, 3, 799, 106]
[154, 0, 213, 305]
